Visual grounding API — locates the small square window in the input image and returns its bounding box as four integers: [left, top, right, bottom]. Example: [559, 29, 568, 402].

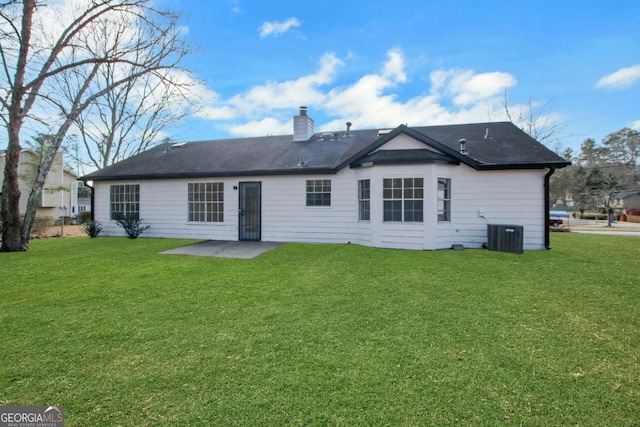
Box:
[306, 179, 331, 206]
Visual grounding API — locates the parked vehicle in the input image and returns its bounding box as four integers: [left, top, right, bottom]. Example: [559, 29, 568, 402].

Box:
[549, 210, 570, 227]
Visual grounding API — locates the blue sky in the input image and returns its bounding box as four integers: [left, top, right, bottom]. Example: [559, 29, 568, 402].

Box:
[159, 0, 639, 154]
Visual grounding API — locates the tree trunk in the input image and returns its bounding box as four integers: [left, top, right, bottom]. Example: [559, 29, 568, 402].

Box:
[1, 127, 27, 251]
[20, 131, 69, 243]
[20, 173, 45, 245]
[1, 0, 34, 251]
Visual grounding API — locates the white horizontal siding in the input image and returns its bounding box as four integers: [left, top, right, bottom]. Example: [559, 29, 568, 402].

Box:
[92, 161, 548, 250]
[363, 165, 431, 250]
[93, 169, 360, 244]
[435, 166, 546, 250]
[261, 170, 358, 243]
[356, 222, 371, 246]
[379, 224, 425, 250]
[93, 180, 238, 240]
[354, 163, 547, 250]
[354, 170, 373, 246]
[376, 134, 435, 151]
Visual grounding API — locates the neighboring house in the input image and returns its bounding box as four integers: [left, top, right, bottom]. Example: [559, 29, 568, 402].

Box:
[82, 107, 570, 250]
[77, 197, 92, 214]
[0, 149, 78, 220]
[612, 191, 640, 211]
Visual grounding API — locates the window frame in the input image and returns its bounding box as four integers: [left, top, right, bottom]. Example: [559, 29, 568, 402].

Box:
[358, 179, 370, 221]
[306, 179, 331, 207]
[383, 177, 424, 222]
[438, 178, 451, 222]
[187, 182, 224, 223]
[110, 184, 140, 221]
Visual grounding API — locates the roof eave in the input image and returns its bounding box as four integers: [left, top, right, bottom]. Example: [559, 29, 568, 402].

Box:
[80, 167, 339, 182]
[474, 161, 572, 171]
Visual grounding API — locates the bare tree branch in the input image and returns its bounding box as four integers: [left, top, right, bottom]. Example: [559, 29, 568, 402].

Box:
[500, 89, 567, 150]
[73, 62, 194, 168]
[1, 0, 192, 251]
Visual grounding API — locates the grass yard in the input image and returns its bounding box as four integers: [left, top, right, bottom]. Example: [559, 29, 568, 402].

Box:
[1, 234, 639, 426]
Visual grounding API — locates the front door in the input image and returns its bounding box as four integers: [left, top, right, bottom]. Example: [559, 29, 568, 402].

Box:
[239, 182, 261, 241]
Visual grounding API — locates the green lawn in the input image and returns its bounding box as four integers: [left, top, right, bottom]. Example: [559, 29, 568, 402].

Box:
[1, 234, 639, 426]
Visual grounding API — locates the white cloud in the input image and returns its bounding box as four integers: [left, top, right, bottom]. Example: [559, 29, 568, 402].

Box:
[259, 17, 301, 38]
[229, 0, 242, 14]
[189, 82, 236, 121]
[197, 105, 237, 121]
[319, 54, 517, 129]
[430, 69, 517, 106]
[382, 49, 406, 83]
[197, 49, 551, 138]
[632, 120, 640, 130]
[596, 64, 640, 90]
[196, 53, 342, 133]
[224, 52, 342, 116]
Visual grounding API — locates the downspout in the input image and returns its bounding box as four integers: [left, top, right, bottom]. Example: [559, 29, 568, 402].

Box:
[60, 160, 64, 216]
[544, 168, 555, 250]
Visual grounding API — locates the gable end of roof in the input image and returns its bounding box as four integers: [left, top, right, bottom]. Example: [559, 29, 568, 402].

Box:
[345, 125, 480, 170]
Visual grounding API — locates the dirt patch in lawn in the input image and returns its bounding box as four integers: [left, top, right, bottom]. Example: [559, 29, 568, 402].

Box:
[31, 225, 86, 239]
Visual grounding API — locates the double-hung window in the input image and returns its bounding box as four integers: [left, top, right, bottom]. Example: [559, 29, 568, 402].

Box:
[438, 178, 451, 222]
[383, 178, 403, 221]
[188, 182, 224, 222]
[306, 179, 331, 206]
[358, 179, 370, 221]
[383, 178, 423, 222]
[110, 184, 140, 220]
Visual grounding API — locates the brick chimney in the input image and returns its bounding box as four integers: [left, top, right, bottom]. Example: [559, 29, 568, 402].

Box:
[293, 106, 314, 141]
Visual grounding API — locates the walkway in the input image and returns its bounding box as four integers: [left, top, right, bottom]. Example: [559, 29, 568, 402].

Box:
[161, 240, 283, 259]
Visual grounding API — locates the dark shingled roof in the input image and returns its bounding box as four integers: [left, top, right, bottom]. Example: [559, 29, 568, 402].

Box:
[83, 121, 569, 181]
[409, 122, 568, 169]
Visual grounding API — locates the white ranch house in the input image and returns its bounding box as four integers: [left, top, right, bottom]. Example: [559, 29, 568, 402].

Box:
[82, 107, 569, 250]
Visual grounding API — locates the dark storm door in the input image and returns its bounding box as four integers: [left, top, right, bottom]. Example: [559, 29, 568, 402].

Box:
[238, 182, 261, 241]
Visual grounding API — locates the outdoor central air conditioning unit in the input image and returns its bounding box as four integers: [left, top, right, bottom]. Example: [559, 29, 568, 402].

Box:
[487, 224, 524, 254]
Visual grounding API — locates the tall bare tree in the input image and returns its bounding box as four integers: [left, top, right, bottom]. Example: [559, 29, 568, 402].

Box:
[71, 56, 193, 170]
[500, 89, 566, 149]
[0, 0, 190, 251]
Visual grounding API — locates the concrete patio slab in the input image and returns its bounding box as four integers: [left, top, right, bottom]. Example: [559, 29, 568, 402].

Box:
[160, 240, 283, 259]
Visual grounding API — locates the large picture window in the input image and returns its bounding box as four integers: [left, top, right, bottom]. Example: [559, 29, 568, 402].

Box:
[306, 179, 331, 206]
[188, 182, 224, 222]
[383, 178, 423, 222]
[110, 184, 140, 220]
[438, 178, 451, 222]
[358, 179, 370, 221]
